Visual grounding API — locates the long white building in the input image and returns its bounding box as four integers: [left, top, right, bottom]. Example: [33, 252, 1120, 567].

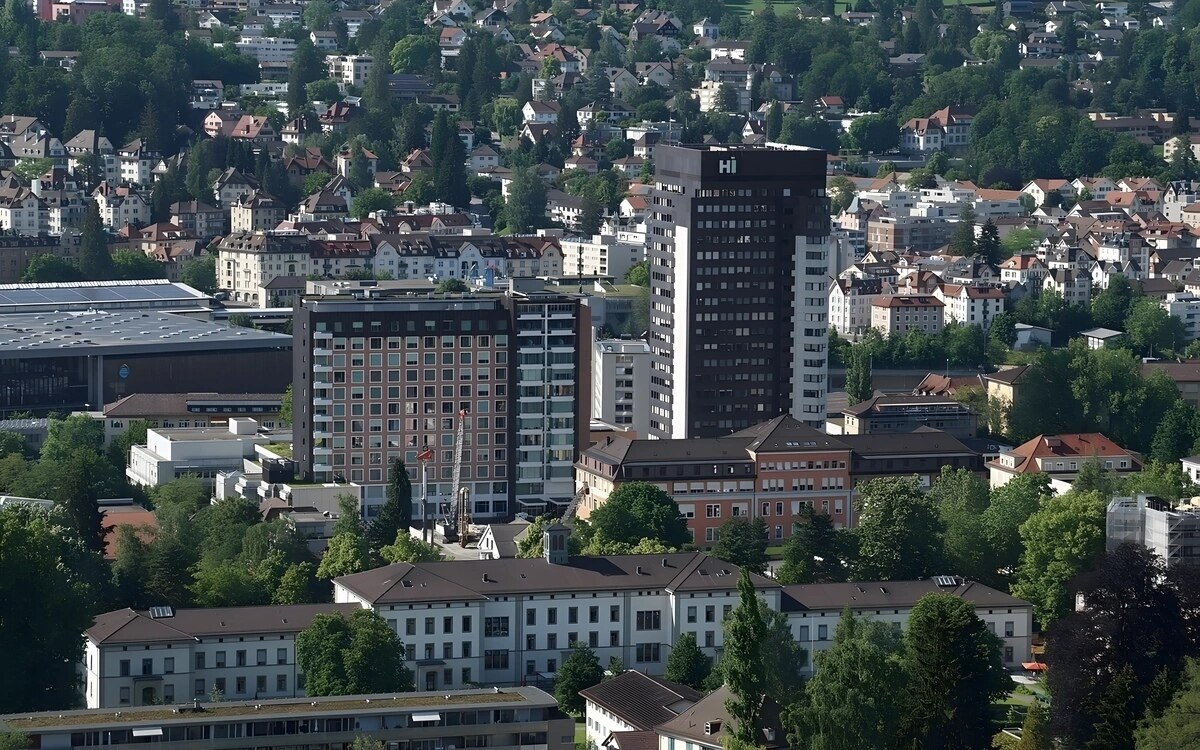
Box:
[332, 536, 1033, 691]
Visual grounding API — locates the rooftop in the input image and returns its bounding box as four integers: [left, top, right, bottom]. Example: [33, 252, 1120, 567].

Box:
[0, 688, 540, 732]
[86, 603, 361, 645]
[580, 671, 702, 731]
[103, 392, 284, 418]
[335, 553, 777, 605]
[0, 310, 290, 359]
[781, 577, 1029, 611]
[0, 279, 212, 314]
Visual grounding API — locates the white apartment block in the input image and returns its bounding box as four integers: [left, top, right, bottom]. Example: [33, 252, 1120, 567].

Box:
[935, 283, 1006, 330]
[592, 337, 651, 434]
[327, 54, 375, 88]
[828, 277, 881, 336]
[217, 232, 310, 304]
[560, 233, 644, 280]
[83, 603, 359, 708]
[92, 183, 150, 229]
[332, 543, 1033, 693]
[235, 36, 298, 64]
[1163, 292, 1200, 341]
[126, 419, 288, 488]
[870, 294, 944, 335]
[0, 187, 44, 234]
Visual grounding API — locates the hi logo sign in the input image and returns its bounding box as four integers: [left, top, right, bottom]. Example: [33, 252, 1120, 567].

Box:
[718, 158, 738, 174]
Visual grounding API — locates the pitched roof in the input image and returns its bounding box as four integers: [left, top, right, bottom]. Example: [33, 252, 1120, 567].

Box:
[982, 364, 1029, 385]
[729, 413, 848, 453]
[656, 685, 785, 749]
[992, 433, 1139, 474]
[780, 578, 1030, 611]
[579, 671, 702, 731]
[334, 553, 778, 605]
[87, 603, 359, 645]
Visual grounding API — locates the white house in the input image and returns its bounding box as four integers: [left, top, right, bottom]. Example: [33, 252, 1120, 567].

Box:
[581, 671, 701, 750]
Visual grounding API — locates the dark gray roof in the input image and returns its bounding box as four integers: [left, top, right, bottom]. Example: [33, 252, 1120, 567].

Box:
[335, 553, 778, 605]
[103, 392, 284, 418]
[0, 279, 210, 313]
[837, 426, 976, 456]
[579, 671, 702, 730]
[87, 603, 359, 644]
[730, 413, 849, 453]
[655, 685, 785, 749]
[843, 393, 963, 417]
[781, 578, 1029, 612]
[981, 365, 1030, 385]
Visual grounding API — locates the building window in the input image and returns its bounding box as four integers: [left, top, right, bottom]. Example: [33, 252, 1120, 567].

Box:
[277, 674, 287, 692]
[1004, 621, 1014, 637]
[635, 644, 661, 663]
[818, 624, 828, 641]
[485, 617, 509, 637]
[635, 611, 662, 630]
[610, 605, 620, 622]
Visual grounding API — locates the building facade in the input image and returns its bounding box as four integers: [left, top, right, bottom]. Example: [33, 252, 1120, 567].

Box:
[83, 603, 358, 708]
[1108, 494, 1200, 569]
[13, 686, 571, 750]
[648, 144, 832, 437]
[591, 337, 651, 435]
[292, 282, 589, 519]
[332, 548, 1033, 692]
[870, 295, 945, 335]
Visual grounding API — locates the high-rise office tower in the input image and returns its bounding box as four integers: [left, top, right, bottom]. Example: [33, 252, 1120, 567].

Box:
[647, 144, 832, 438]
[293, 281, 589, 520]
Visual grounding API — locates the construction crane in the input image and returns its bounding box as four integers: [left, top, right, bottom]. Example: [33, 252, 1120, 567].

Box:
[561, 485, 588, 524]
[440, 409, 472, 542]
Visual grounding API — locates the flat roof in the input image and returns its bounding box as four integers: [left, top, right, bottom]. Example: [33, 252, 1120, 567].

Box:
[0, 280, 211, 314]
[0, 309, 290, 359]
[0, 688, 545, 732]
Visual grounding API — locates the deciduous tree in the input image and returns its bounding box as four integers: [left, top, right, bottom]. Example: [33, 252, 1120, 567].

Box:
[800, 609, 905, 750]
[711, 517, 769, 573]
[665, 632, 711, 690]
[852, 477, 944, 581]
[1012, 489, 1107, 626]
[587, 481, 689, 550]
[723, 569, 766, 743]
[555, 642, 603, 715]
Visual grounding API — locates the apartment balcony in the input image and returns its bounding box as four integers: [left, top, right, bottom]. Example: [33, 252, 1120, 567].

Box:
[313, 446, 332, 457]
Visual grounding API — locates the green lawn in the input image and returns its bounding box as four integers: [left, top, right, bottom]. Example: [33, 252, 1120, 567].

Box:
[574, 719, 586, 747]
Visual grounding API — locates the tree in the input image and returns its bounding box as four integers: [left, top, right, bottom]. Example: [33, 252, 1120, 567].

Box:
[0, 431, 24, 457]
[1126, 296, 1186, 355]
[503, 167, 547, 233]
[1090, 275, 1137, 330]
[189, 561, 264, 607]
[390, 35, 439, 74]
[287, 40, 323, 115]
[368, 459, 412, 553]
[302, 0, 333, 29]
[41, 414, 106, 464]
[949, 203, 976, 256]
[852, 477, 944, 581]
[1047, 543, 1186, 748]
[436, 278, 469, 293]
[765, 101, 783, 141]
[981, 472, 1050, 578]
[624, 260, 649, 286]
[800, 609, 905, 750]
[296, 610, 413, 696]
[351, 187, 396, 218]
[844, 345, 873, 405]
[710, 518, 768, 573]
[555, 642, 604, 715]
[928, 466, 994, 585]
[180, 255, 217, 294]
[845, 113, 899, 154]
[1017, 701, 1052, 750]
[723, 569, 767, 743]
[273, 562, 315, 605]
[976, 219, 1002, 266]
[78, 200, 112, 280]
[107, 419, 149, 468]
[900, 593, 1010, 750]
[0, 504, 104, 712]
[1150, 400, 1200, 464]
[112, 250, 167, 280]
[1012, 489, 1108, 627]
[775, 510, 849, 584]
[379, 532, 444, 563]
[588, 482, 689, 550]
[1136, 658, 1200, 749]
[665, 632, 711, 690]
[319, 499, 369, 579]
[21, 253, 81, 282]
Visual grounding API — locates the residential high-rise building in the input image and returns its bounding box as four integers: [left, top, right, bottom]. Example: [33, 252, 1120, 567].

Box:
[647, 144, 832, 437]
[292, 280, 589, 520]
